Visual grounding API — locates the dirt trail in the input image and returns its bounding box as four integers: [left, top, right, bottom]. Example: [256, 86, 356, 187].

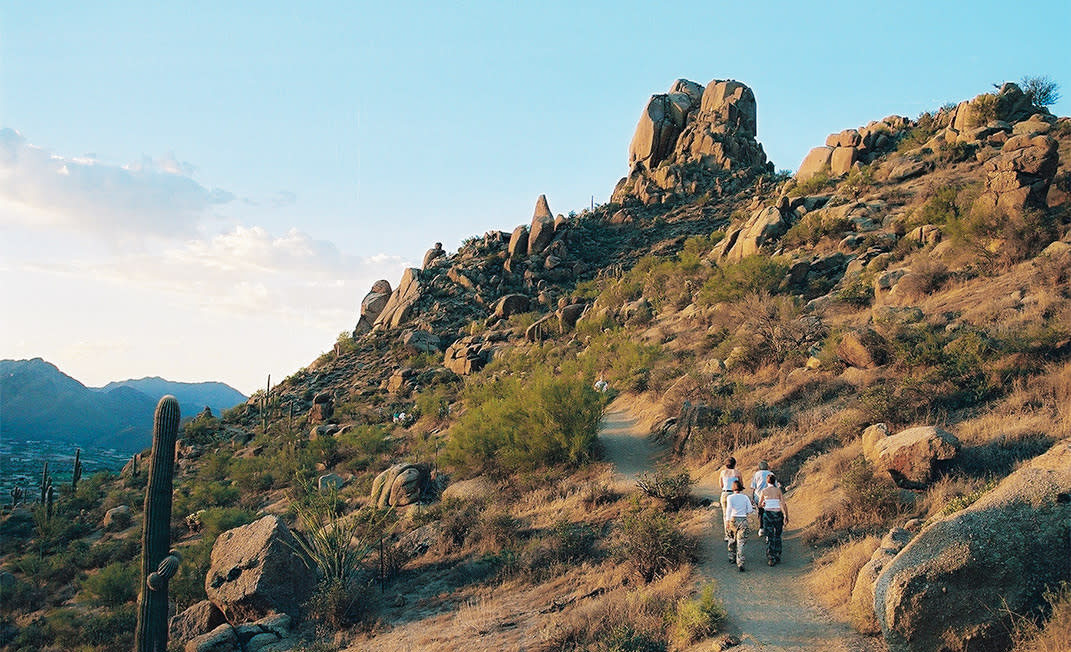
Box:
[600, 405, 887, 652]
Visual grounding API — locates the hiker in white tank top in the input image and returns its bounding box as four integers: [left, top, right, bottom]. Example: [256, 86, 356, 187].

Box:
[757, 474, 789, 566]
[723, 479, 754, 571]
[718, 456, 743, 516]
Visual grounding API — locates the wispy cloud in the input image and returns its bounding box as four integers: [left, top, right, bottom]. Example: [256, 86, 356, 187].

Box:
[19, 225, 411, 321]
[0, 128, 233, 238]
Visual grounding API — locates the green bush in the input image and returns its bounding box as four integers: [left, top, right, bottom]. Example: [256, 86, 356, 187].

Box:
[616, 504, 696, 583]
[445, 366, 606, 475]
[789, 172, 835, 196]
[783, 211, 851, 248]
[673, 582, 726, 644]
[697, 255, 789, 305]
[842, 456, 899, 516]
[635, 468, 694, 511]
[80, 560, 138, 607]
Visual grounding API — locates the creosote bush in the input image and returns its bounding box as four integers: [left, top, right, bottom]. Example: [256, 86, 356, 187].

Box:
[673, 582, 726, 645]
[615, 503, 696, 583]
[635, 467, 694, 511]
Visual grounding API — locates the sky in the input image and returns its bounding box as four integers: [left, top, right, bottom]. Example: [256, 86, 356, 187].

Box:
[1, 1, 1069, 396]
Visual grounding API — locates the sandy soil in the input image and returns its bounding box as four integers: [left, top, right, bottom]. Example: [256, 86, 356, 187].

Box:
[600, 404, 888, 652]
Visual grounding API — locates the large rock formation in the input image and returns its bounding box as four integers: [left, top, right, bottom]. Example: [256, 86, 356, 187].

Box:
[863, 425, 960, 488]
[797, 116, 909, 181]
[204, 516, 315, 623]
[873, 439, 1071, 652]
[373, 268, 423, 331]
[613, 78, 772, 205]
[975, 133, 1059, 214]
[370, 463, 430, 508]
[353, 279, 392, 336]
[527, 194, 556, 255]
[710, 205, 789, 262]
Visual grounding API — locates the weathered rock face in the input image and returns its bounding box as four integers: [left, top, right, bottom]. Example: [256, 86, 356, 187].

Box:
[443, 334, 507, 375]
[975, 134, 1059, 214]
[308, 392, 333, 423]
[422, 242, 445, 269]
[353, 279, 393, 336]
[370, 463, 430, 508]
[401, 329, 441, 355]
[170, 600, 225, 645]
[874, 440, 1071, 652]
[613, 77, 771, 205]
[184, 613, 293, 652]
[493, 293, 531, 319]
[527, 195, 556, 255]
[712, 205, 789, 262]
[850, 528, 913, 634]
[864, 425, 960, 488]
[205, 516, 315, 623]
[373, 268, 423, 331]
[836, 328, 888, 369]
[507, 225, 529, 259]
[798, 115, 909, 181]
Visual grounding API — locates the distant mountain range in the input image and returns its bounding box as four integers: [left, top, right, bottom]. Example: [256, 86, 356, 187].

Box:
[0, 358, 247, 452]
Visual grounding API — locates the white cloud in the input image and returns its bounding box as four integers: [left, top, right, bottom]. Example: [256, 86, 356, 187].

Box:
[16, 224, 411, 322]
[0, 128, 233, 238]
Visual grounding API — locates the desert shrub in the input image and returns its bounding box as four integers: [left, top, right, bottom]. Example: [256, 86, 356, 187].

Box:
[80, 560, 138, 607]
[672, 582, 726, 644]
[924, 476, 998, 520]
[894, 258, 949, 300]
[445, 366, 606, 476]
[698, 255, 789, 305]
[789, 172, 835, 196]
[635, 467, 694, 511]
[949, 205, 1057, 267]
[969, 93, 999, 127]
[551, 519, 598, 563]
[840, 163, 876, 197]
[783, 211, 852, 248]
[808, 536, 880, 626]
[842, 456, 899, 518]
[478, 510, 520, 551]
[47, 605, 136, 649]
[305, 576, 372, 629]
[1021, 75, 1061, 108]
[437, 498, 483, 552]
[897, 122, 938, 152]
[1014, 582, 1071, 652]
[835, 275, 875, 307]
[732, 293, 823, 365]
[908, 184, 962, 228]
[0, 574, 44, 614]
[616, 504, 696, 583]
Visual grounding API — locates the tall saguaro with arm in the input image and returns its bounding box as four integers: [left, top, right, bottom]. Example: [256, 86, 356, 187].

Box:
[135, 395, 181, 652]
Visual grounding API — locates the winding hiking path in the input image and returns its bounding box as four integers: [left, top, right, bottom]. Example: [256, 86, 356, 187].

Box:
[600, 404, 887, 652]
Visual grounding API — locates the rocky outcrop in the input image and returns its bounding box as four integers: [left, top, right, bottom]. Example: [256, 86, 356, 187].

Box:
[184, 613, 294, 652]
[422, 242, 445, 269]
[493, 294, 531, 319]
[373, 268, 423, 331]
[836, 328, 888, 369]
[353, 279, 392, 336]
[508, 225, 529, 259]
[863, 425, 960, 488]
[712, 205, 789, 262]
[850, 528, 913, 634]
[874, 439, 1071, 652]
[975, 133, 1059, 214]
[370, 463, 430, 508]
[170, 600, 226, 646]
[205, 516, 315, 623]
[613, 78, 771, 205]
[308, 392, 333, 423]
[797, 116, 909, 181]
[443, 334, 508, 375]
[950, 83, 1036, 134]
[401, 329, 441, 355]
[527, 195, 556, 255]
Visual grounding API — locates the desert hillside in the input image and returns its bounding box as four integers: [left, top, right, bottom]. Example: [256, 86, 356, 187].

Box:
[2, 77, 1070, 652]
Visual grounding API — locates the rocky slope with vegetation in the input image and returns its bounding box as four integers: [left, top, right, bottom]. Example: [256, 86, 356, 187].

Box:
[2, 76, 1070, 652]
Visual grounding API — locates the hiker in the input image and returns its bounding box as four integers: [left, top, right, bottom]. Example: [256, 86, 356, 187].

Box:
[724, 479, 754, 572]
[757, 473, 789, 566]
[749, 460, 774, 530]
[719, 456, 743, 515]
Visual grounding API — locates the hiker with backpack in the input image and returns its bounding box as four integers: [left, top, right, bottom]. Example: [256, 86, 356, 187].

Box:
[756, 473, 789, 566]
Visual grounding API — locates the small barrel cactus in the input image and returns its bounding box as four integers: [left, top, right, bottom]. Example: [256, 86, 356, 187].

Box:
[135, 395, 181, 652]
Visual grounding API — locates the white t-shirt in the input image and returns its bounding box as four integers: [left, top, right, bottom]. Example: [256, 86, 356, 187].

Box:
[750, 469, 773, 493]
[724, 492, 754, 519]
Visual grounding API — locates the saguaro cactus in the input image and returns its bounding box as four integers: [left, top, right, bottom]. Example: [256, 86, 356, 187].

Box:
[135, 395, 181, 652]
[71, 448, 83, 491]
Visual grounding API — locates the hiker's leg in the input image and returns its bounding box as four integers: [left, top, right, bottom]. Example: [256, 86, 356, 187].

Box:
[735, 517, 749, 568]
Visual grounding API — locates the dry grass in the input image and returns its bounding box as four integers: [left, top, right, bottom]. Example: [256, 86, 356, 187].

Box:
[807, 535, 880, 618]
[1013, 583, 1071, 652]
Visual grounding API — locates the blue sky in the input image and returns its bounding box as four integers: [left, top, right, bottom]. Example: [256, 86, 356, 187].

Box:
[2, 1, 1069, 394]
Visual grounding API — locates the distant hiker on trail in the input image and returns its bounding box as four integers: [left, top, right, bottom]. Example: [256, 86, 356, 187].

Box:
[719, 456, 743, 515]
[724, 479, 754, 572]
[750, 460, 774, 530]
[757, 473, 788, 566]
